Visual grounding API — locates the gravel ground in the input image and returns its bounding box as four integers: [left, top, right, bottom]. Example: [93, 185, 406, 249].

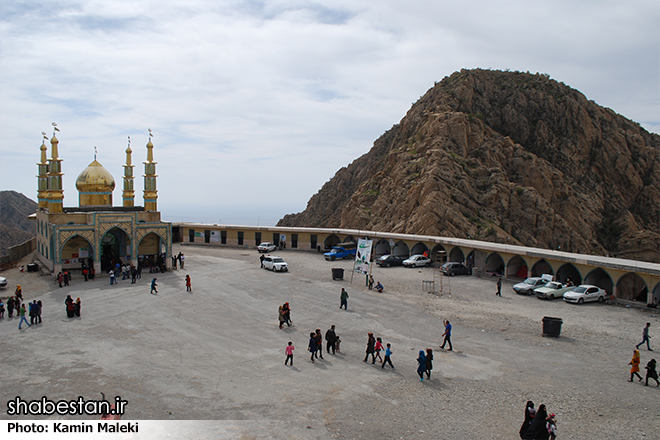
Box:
[1, 246, 658, 439]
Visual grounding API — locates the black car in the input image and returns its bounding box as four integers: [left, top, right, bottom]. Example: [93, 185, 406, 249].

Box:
[440, 262, 472, 276]
[376, 255, 405, 267]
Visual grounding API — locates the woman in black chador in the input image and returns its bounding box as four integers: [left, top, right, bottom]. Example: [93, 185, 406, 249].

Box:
[522, 403, 549, 440]
[519, 401, 535, 439]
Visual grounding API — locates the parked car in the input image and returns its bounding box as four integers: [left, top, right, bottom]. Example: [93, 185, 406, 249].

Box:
[563, 284, 607, 304]
[324, 246, 356, 261]
[262, 256, 288, 272]
[513, 277, 549, 295]
[0, 276, 7, 289]
[257, 242, 277, 253]
[534, 281, 574, 300]
[376, 255, 405, 267]
[440, 262, 472, 276]
[403, 255, 431, 268]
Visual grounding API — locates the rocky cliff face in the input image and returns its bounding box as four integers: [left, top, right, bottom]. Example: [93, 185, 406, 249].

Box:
[278, 69, 660, 263]
[0, 191, 37, 257]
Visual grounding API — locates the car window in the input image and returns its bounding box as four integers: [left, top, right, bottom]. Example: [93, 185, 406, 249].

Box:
[587, 288, 597, 293]
[573, 287, 586, 293]
[273, 258, 284, 263]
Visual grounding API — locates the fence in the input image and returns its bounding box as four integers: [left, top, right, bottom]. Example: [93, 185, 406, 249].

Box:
[0, 237, 36, 266]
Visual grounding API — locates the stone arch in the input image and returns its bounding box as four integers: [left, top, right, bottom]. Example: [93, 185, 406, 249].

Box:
[375, 239, 390, 256]
[556, 263, 582, 286]
[616, 273, 648, 302]
[449, 247, 465, 262]
[531, 259, 554, 277]
[652, 282, 660, 306]
[343, 235, 356, 244]
[138, 232, 165, 269]
[485, 253, 505, 275]
[61, 234, 94, 263]
[584, 268, 613, 295]
[506, 255, 528, 278]
[392, 240, 409, 257]
[324, 234, 341, 249]
[411, 242, 429, 256]
[430, 244, 447, 264]
[101, 227, 132, 270]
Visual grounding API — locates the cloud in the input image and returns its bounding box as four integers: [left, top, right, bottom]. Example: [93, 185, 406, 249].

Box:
[1, 0, 658, 226]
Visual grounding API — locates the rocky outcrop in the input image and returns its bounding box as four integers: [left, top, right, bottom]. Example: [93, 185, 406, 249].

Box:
[0, 191, 37, 257]
[278, 69, 660, 263]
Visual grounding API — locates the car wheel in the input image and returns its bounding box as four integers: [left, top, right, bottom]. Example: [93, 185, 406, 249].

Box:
[549, 294, 555, 300]
[578, 298, 584, 304]
[449, 272, 455, 276]
[598, 296, 604, 303]
[330, 256, 336, 261]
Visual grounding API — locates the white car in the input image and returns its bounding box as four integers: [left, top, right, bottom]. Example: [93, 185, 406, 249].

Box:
[513, 277, 549, 295]
[257, 242, 277, 253]
[263, 256, 288, 272]
[534, 282, 574, 300]
[403, 255, 431, 268]
[563, 285, 607, 304]
[0, 276, 7, 289]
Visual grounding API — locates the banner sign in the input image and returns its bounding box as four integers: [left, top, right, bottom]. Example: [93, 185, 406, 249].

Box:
[354, 239, 373, 274]
[210, 231, 220, 242]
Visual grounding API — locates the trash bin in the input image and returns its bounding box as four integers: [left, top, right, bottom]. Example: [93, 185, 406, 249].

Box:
[542, 316, 563, 337]
[27, 263, 39, 273]
[331, 268, 344, 280]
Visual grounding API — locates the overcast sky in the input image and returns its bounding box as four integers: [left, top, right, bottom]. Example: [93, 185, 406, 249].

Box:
[1, 0, 658, 226]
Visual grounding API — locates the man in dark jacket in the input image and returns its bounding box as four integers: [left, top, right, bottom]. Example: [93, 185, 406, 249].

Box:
[325, 325, 338, 355]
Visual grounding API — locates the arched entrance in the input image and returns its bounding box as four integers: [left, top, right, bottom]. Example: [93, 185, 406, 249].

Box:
[375, 239, 390, 256]
[392, 240, 409, 257]
[485, 253, 505, 276]
[449, 247, 465, 263]
[101, 227, 131, 270]
[411, 242, 429, 257]
[616, 273, 648, 302]
[531, 260, 553, 277]
[507, 255, 527, 278]
[430, 244, 447, 264]
[61, 235, 94, 269]
[652, 283, 660, 306]
[584, 268, 613, 295]
[343, 235, 356, 244]
[556, 263, 582, 286]
[324, 234, 341, 250]
[138, 232, 165, 271]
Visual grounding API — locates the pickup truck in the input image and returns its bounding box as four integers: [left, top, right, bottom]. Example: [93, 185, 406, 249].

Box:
[324, 246, 356, 261]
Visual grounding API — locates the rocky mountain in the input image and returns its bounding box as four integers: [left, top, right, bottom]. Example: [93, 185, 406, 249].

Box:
[0, 191, 37, 257]
[278, 69, 660, 263]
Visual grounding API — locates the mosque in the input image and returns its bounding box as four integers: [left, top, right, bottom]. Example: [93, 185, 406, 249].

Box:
[34, 128, 172, 275]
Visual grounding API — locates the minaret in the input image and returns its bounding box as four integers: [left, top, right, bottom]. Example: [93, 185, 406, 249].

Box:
[37, 134, 50, 210]
[47, 124, 64, 213]
[122, 136, 135, 207]
[142, 129, 158, 211]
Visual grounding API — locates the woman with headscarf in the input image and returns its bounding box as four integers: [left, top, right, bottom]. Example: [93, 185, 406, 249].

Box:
[15, 285, 23, 300]
[519, 401, 535, 439]
[278, 305, 285, 329]
[645, 359, 659, 386]
[416, 350, 427, 381]
[629, 349, 642, 382]
[308, 332, 318, 364]
[74, 298, 81, 317]
[364, 333, 376, 363]
[282, 302, 291, 326]
[522, 403, 549, 439]
[425, 348, 434, 379]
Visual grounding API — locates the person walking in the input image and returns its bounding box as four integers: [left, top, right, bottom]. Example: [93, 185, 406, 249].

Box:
[416, 350, 427, 381]
[74, 298, 81, 317]
[65, 295, 74, 318]
[522, 404, 550, 439]
[15, 285, 23, 300]
[7, 296, 15, 317]
[0, 299, 5, 319]
[325, 325, 338, 354]
[315, 329, 324, 360]
[260, 254, 265, 268]
[131, 266, 137, 284]
[425, 348, 434, 379]
[381, 343, 394, 369]
[57, 272, 63, 288]
[285, 341, 295, 366]
[278, 305, 285, 329]
[36, 300, 42, 324]
[63, 271, 70, 286]
[340, 288, 349, 310]
[636, 322, 652, 351]
[645, 358, 659, 386]
[308, 332, 318, 364]
[18, 304, 31, 329]
[496, 277, 502, 296]
[629, 349, 643, 382]
[150, 278, 158, 294]
[109, 269, 116, 286]
[374, 337, 384, 363]
[519, 401, 536, 439]
[364, 332, 376, 363]
[185, 274, 192, 292]
[282, 302, 292, 327]
[440, 319, 453, 351]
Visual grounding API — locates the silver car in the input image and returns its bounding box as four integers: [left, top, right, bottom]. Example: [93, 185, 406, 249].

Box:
[403, 255, 431, 268]
[262, 256, 288, 272]
[0, 276, 7, 289]
[513, 277, 549, 295]
[563, 285, 607, 304]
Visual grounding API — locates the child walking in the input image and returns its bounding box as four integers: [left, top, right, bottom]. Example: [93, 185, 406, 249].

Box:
[547, 414, 557, 440]
[645, 358, 659, 386]
[185, 274, 192, 292]
[285, 341, 295, 366]
[381, 343, 394, 369]
[374, 337, 384, 363]
[629, 349, 642, 382]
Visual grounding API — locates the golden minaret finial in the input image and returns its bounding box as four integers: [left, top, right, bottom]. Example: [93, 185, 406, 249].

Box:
[37, 133, 49, 210]
[47, 122, 64, 213]
[123, 136, 135, 207]
[143, 129, 158, 211]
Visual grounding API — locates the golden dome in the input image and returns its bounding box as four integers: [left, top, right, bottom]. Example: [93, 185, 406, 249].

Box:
[76, 160, 115, 206]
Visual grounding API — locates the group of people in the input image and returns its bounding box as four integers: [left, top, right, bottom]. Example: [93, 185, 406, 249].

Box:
[628, 323, 658, 386]
[277, 302, 292, 329]
[0, 286, 42, 330]
[367, 275, 384, 293]
[64, 295, 81, 318]
[519, 401, 557, 440]
[302, 326, 341, 365]
[109, 262, 141, 285]
[56, 271, 71, 288]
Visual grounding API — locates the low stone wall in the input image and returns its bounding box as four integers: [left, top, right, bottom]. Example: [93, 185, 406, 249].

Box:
[2, 238, 36, 265]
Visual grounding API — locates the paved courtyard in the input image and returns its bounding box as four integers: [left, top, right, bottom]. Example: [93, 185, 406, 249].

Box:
[1, 245, 658, 439]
